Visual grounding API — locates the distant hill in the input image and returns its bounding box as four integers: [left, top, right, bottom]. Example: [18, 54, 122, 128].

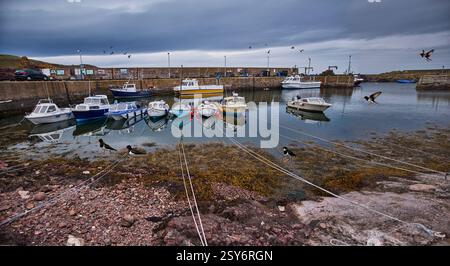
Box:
[0, 54, 97, 69]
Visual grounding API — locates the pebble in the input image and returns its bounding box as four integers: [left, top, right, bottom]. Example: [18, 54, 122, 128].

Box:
[120, 214, 136, 227]
[34, 192, 46, 201]
[277, 206, 285, 212]
[69, 209, 77, 216]
[66, 235, 84, 246]
[18, 190, 30, 199]
[82, 171, 90, 175]
[25, 202, 35, 210]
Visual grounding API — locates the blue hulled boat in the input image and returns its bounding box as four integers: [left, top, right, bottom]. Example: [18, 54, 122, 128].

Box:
[397, 79, 416, 83]
[71, 95, 111, 122]
[110, 82, 151, 98]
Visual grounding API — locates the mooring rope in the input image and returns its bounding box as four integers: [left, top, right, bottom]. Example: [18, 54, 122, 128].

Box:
[280, 125, 448, 177]
[179, 141, 208, 245]
[224, 136, 444, 240]
[0, 155, 126, 227]
[177, 143, 206, 246]
[0, 160, 44, 175]
[279, 133, 436, 177]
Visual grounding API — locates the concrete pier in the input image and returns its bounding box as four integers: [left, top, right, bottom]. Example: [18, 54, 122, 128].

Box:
[416, 74, 450, 90]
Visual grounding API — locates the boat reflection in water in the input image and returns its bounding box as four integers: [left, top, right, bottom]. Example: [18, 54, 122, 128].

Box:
[106, 110, 147, 135]
[72, 118, 109, 137]
[223, 112, 246, 132]
[145, 115, 169, 132]
[28, 119, 76, 143]
[286, 106, 330, 123]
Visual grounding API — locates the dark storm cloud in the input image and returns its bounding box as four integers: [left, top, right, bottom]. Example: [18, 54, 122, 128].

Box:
[0, 0, 449, 56]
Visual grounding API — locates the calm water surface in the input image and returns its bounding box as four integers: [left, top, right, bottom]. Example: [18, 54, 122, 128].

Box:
[2, 82, 450, 159]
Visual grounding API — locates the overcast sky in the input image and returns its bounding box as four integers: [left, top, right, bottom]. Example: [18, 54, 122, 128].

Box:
[0, 0, 449, 73]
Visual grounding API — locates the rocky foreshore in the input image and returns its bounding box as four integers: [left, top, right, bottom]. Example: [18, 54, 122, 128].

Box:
[1, 128, 450, 246]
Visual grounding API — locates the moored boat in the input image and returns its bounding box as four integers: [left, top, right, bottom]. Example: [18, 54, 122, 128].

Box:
[397, 79, 417, 83]
[148, 100, 170, 118]
[287, 96, 332, 113]
[169, 102, 192, 117]
[354, 74, 364, 86]
[222, 92, 247, 115]
[281, 75, 322, 89]
[25, 99, 74, 125]
[109, 82, 151, 98]
[197, 101, 221, 118]
[173, 79, 223, 95]
[71, 95, 110, 121]
[106, 102, 146, 120]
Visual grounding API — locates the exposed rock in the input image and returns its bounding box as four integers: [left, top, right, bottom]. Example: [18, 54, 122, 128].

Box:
[82, 171, 90, 175]
[408, 184, 437, 192]
[120, 214, 136, 227]
[66, 235, 84, 246]
[18, 190, 30, 199]
[25, 202, 35, 210]
[278, 206, 286, 212]
[33, 192, 46, 201]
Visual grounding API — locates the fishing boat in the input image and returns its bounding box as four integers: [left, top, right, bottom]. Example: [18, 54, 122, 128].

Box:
[173, 79, 223, 95]
[281, 75, 322, 89]
[169, 102, 192, 117]
[25, 99, 74, 125]
[287, 96, 332, 113]
[106, 102, 146, 120]
[71, 95, 110, 121]
[397, 79, 417, 83]
[354, 74, 364, 86]
[109, 81, 151, 98]
[222, 92, 247, 115]
[286, 106, 330, 122]
[197, 101, 221, 118]
[148, 100, 170, 118]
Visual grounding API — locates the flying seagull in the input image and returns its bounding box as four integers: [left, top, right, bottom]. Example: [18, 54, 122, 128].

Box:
[248, 46, 252, 49]
[110, 51, 114, 55]
[420, 49, 434, 61]
[98, 139, 116, 151]
[128, 55, 131, 59]
[283, 146, 296, 157]
[267, 50, 271, 54]
[291, 46, 295, 49]
[299, 49, 304, 53]
[364, 91, 382, 103]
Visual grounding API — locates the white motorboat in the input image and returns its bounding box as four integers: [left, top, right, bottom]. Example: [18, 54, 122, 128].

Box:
[25, 99, 74, 125]
[222, 92, 247, 114]
[106, 102, 146, 120]
[287, 96, 332, 112]
[148, 100, 170, 118]
[71, 95, 110, 121]
[354, 74, 364, 86]
[174, 79, 223, 95]
[169, 102, 192, 117]
[197, 101, 221, 118]
[281, 75, 322, 89]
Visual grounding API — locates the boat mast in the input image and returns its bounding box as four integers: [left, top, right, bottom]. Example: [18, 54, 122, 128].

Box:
[347, 55, 352, 75]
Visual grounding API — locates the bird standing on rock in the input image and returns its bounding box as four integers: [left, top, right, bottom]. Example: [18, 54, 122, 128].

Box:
[364, 91, 382, 103]
[126, 145, 146, 156]
[98, 139, 116, 152]
[283, 146, 296, 157]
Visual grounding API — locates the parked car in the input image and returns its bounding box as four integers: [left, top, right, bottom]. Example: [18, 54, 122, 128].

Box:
[15, 69, 49, 81]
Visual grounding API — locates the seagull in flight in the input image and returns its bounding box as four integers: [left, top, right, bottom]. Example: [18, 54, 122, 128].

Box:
[128, 55, 132, 59]
[364, 91, 382, 103]
[299, 49, 304, 53]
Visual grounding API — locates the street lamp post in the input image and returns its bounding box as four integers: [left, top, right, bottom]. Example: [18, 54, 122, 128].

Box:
[77, 49, 84, 80]
[224, 56, 227, 77]
[168, 52, 171, 78]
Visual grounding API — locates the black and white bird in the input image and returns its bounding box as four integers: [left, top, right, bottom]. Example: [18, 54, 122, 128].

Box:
[420, 49, 434, 61]
[364, 91, 382, 103]
[126, 145, 146, 156]
[283, 146, 296, 157]
[98, 139, 116, 151]
[299, 49, 304, 53]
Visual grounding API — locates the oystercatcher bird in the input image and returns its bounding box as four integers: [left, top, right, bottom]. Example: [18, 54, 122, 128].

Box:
[420, 49, 434, 61]
[364, 91, 382, 103]
[126, 145, 146, 156]
[283, 146, 296, 157]
[98, 139, 116, 152]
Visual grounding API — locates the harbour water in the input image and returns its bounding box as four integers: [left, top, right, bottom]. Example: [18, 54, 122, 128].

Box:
[1, 82, 449, 159]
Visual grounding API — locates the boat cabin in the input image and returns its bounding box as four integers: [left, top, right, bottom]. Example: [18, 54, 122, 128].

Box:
[283, 75, 303, 82]
[121, 83, 137, 92]
[31, 99, 60, 114]
[181, 79, 199, 87]
[149, 100, 168, 109]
